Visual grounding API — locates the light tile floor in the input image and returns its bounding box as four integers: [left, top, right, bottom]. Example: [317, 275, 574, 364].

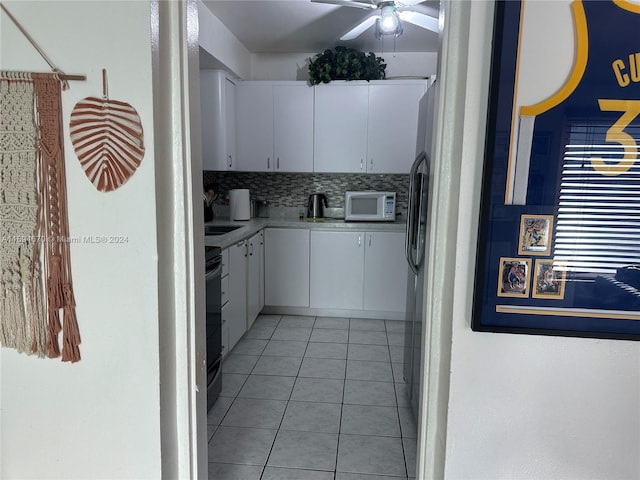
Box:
[208, 314, 417, 480]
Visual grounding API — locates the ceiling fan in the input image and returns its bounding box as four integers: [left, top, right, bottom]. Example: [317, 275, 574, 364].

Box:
[311, 0, 439, 40]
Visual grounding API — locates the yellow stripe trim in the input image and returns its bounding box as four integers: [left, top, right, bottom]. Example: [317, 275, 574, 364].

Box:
[614, 0, 640, 14]
[496, 305, 640, 321]
[520, 0, 588, 117]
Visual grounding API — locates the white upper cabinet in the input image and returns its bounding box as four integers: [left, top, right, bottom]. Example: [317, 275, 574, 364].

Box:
[313, 80, 427, 174]
[236, 83, 274, 171]
[200, 70, 236, 170]
[367, 83, 426, 174]
[236, 82, 314, 172]
[274, 85, 314, 172]
[314, 84, 369, 173]
[206, 78, 426, 173]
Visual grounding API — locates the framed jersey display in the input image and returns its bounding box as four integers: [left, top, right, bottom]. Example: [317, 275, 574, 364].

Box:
[472, 0, 640, 340]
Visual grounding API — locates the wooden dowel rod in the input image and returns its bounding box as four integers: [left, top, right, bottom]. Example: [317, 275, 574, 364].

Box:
[59, 74, 86, 81]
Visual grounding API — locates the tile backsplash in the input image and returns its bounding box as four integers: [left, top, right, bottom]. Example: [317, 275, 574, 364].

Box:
[203, 171, 410, 216]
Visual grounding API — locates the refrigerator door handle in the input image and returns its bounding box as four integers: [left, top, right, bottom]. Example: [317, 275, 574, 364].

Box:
[405, 151, 426, 275]
[405, 169, 416, 273]
[414, 156, 429, 269]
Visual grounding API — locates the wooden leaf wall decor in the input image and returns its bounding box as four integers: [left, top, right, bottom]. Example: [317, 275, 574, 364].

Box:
[69, 70, 144, 192]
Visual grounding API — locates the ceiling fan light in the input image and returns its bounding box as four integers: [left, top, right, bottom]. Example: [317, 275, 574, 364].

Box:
[375, 5, 403, 38]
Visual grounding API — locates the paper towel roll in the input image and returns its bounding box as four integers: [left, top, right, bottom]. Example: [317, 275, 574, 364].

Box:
[229, 189, 250, 220]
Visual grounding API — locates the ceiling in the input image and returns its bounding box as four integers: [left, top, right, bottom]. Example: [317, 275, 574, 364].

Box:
[200, 0, 441, 55]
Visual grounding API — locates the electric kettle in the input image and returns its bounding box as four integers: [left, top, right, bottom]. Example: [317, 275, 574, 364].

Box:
[307, 193, 328, 219]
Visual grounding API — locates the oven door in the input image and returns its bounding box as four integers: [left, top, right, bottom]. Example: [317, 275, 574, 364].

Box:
[205, 249, 223, 410]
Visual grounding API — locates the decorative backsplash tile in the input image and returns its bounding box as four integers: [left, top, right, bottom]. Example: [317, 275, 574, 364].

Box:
[203, 171, 410, 213]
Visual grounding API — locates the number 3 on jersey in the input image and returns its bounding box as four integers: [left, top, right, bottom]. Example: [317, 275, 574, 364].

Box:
[591, 99, 640, 176]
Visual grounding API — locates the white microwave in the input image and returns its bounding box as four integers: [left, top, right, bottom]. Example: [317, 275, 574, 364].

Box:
[345, 191, 396, 222]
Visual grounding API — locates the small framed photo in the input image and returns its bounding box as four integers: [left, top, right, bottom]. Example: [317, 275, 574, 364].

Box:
[518, 214, 554, 256]
[532, 259, 566, 300]
[497, 257, 531, 298]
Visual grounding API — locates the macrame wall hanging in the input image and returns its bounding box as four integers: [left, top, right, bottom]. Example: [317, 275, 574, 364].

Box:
[0, 3, 84, 362]
[70, 69, 145, 192]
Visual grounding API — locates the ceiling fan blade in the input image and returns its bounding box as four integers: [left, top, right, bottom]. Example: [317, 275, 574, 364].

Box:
[395, 0, 425, 6]
[398, 10, 439, 33]
[311, 0, 377, 10]
[339, 14, 378, 40]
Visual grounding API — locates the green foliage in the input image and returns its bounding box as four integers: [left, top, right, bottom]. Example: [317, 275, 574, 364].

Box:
[308, 46, 386, 85]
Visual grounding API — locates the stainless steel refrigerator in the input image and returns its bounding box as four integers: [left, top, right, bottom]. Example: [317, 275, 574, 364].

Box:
[403, 80, 436, 421]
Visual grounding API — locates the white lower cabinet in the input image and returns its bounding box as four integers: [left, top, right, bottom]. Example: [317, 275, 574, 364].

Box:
[310, 230, 408, 313]
[264, 228, 310, 307]
[223, 230, 265, 353]
[220, 227, 405, 352]
[363, 232, 408, 312]
[310, 231, 365, 310]
[258, 230, 265, 311]
[226, 241, 248, 351]
[246, 232, 262, 330]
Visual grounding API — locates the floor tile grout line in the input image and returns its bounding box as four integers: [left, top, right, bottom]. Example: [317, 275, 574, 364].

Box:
[255, 314, 285, 480]
[211, 314, 415, 478]
[333, 317, 350, 479]
[211, 314, 283, 472]
[260, 315, 325, 479]
[387, 318, 412, 479]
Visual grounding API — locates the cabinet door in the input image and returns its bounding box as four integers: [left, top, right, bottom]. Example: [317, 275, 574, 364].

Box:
[200, 70, 236, 171]
[227, 242, 247, 350]
[264, 228, 310, 307]
[367, 83, 426, 173]
[363, 232, 409, 312]
[274, 85, 313, 172]
[314, 84, 368, 173]
[225, 77, 236, 170]
[310, 231, 365, 310]
[247, 232, 262, 329]
[236, 84, 274, 171]
[258, 230, 265, 311]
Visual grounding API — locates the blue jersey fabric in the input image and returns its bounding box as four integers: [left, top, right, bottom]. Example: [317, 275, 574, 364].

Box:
[524, 0, 640, 206]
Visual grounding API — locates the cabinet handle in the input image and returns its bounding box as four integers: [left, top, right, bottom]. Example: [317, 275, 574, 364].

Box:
[358, 235, 361, 247]
[277, 157, 280, 169]
[267, 157, 270, 169]
[369, 235, 372, 247]
[228, 155, 232, 168]
[360, 158, 363, 170]
[249, 242, 254, 256]
[370, 158, 373, 171]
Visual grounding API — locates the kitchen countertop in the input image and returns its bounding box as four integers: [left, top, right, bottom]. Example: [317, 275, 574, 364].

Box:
[204, 217, 407, 249]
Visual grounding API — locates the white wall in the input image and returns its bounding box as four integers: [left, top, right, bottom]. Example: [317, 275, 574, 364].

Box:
[198, 0, 251, 79]
[197, 0, 437, 81]
[0, 2, 162, 478]
[444, 2, 640, 478]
